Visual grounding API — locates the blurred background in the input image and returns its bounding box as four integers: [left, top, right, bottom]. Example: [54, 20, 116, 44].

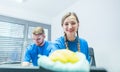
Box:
[0, 0, 120, 72]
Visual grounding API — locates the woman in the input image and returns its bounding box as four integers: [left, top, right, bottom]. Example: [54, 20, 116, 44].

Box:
[53, 12, 90, 62]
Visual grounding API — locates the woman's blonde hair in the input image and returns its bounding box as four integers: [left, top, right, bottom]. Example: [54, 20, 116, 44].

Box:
[61, 12, 79, 26]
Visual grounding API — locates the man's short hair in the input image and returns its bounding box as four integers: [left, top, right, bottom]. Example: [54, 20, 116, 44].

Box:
[32, 27, 44, 35]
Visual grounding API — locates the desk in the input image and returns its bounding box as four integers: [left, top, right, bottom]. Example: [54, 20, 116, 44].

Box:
[40, 66, 107, 72]
[0, 64, 107, 72]
[0, 64, 39, 72]
[90, 66, 107, 72]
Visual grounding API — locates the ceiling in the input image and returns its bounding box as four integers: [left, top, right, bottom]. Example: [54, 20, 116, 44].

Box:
[0, 0, 79, 21]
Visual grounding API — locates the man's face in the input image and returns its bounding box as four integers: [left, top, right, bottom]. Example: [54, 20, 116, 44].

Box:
[32, 34, 45, 46]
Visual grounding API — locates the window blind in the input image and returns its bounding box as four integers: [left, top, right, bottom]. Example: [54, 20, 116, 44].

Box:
[0, 22, 24, 63]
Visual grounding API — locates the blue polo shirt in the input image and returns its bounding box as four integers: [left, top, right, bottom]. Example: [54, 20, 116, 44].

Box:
[23, 41, 53, 66]
[52, 36, 90, 62]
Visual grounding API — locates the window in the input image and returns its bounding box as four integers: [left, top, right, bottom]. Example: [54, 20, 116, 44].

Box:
[0, 22, 24, 63]
[0, 15, 51, 63]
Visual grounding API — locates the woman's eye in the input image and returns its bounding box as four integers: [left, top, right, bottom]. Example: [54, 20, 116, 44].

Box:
[71, 22, 76, 25]
[65, 23, 68, 26]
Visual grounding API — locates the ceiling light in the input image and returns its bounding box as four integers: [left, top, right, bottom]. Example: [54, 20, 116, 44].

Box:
[14, 0, 26, 3]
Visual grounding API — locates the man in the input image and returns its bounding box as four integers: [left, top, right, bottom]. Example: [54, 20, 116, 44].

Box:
[22, 27, 53, 66]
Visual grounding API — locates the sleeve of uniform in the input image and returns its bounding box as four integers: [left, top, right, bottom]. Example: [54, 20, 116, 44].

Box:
[23, 45, 32, 62]
[48, 42, 59, 56]
[48, 37, 65, 56]
[53, 37, 65, 49]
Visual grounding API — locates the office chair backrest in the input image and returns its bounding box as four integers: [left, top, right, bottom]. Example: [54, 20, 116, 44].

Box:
[89, 47, 96, 66]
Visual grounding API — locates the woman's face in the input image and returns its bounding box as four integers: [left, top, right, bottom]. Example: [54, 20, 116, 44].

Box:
[62, 15, 79, 36]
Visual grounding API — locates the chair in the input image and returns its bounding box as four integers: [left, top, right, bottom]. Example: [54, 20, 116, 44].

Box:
[89, 47, 96, 66]
[90, 66, 107, 72]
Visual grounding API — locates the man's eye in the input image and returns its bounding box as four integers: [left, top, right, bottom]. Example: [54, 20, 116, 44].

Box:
[37, 38, 41, 40]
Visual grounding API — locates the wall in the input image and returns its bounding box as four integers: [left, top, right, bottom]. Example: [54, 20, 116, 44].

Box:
[0, 1, 51, 24]
[51, 0, 120, 72]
